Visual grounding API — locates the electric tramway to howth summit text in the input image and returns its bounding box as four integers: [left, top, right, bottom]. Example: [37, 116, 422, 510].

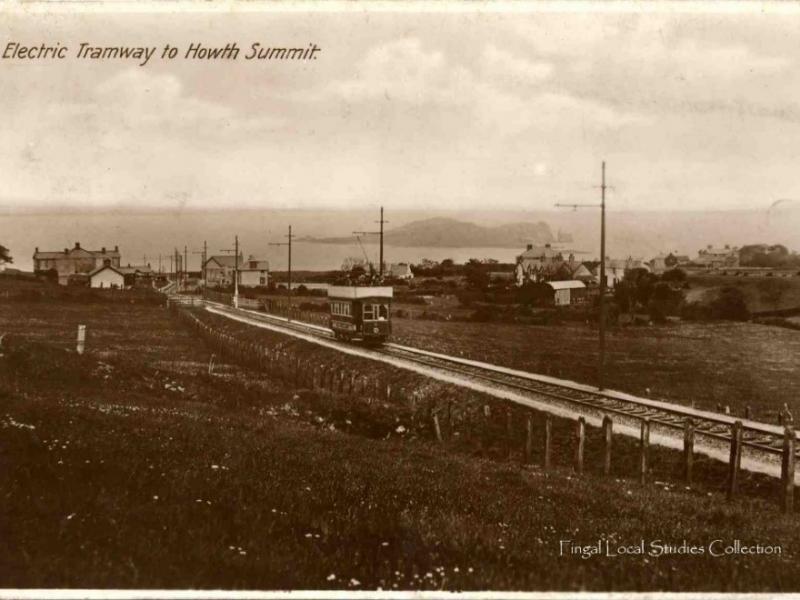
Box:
[2, 41, 321, 66]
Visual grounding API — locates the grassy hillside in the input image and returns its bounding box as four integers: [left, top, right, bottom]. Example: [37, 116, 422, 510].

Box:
[1, 298, 800, 591]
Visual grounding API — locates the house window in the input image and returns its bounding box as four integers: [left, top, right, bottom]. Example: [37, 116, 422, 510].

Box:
[259, 276, 266, 285]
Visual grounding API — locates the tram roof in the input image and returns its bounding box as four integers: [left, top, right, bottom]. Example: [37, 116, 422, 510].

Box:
[328, 285, 393, 300]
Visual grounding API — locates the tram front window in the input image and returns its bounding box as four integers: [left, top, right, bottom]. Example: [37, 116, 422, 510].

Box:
[363, 303, 389, 321]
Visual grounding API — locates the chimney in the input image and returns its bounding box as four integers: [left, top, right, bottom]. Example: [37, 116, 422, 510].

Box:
[75, 242, 80, 249]
[707, 244, 712, 250]
[526, 244, 533, 251]
[724, 244, 730, 250]
[545, 243, 551, 249]
[35, 246, 39, 253]
[101, 247, 106, 254]
[64, 248, 68, 254]
[114, 245, 119, 252]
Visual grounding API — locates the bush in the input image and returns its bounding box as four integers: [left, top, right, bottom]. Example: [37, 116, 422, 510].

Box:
[709, 287, 750, 321]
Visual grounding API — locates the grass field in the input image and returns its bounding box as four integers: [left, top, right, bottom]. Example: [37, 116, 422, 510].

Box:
[2, 296, 800, 591]
[685, 274, 800, 314]
[391, 318, 800, 423]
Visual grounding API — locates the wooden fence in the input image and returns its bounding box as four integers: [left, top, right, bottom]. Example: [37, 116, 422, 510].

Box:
[171, 303, 797, 514]
[201, 289, 330, 328]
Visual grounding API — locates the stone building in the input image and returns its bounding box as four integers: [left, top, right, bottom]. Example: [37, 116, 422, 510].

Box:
[33, 243, 121, 285]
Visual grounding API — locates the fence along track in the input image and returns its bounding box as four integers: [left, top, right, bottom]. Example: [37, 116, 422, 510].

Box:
[183, 296, 798, 458]
[167, 296, 799, 511]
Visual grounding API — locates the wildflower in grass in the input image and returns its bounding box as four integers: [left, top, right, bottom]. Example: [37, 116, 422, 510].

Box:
[395, 425, 406, 434]
[326, 574, 336, 581]
[211, 465, 219, 470]
[153, 495, 159, 500]
[349, 578, 360, 587]
[305, 533, 313, 538]
[381, 542, 389, 547]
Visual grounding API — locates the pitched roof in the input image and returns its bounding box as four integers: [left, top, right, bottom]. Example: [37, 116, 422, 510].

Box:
[34, 246, 121, 259]
[389, 263, 413, 276]
[547, 280, 586, 290]
[118, 264, 153, 275]
[241, 259, 269, 271]
[206, 255, 243, 268]
[88, 264, 124, 278]
[519, 245, 561, 259]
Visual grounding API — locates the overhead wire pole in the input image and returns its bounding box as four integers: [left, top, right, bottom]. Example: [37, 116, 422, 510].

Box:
[184, 245, 188, 290]
[220, 235, 240, 307]
[555, 161, 609, 390]
[353, 206, 388, 280]
[192, 240, 208, 288]
[269, 226, 295, 320]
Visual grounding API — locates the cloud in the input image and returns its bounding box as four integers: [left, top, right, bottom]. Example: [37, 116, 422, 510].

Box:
[479, 44, 553, 87]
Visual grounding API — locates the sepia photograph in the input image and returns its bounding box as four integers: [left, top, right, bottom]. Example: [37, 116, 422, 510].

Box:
[2, 1, 800, 597]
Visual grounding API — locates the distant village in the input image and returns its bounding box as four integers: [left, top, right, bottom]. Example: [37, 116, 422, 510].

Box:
[12, 239, 797, 309]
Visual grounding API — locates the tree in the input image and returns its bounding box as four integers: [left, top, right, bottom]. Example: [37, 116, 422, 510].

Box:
[464, 258, 490, 289]
[0, 244, 12, 265]
[756, 277, 792, 311]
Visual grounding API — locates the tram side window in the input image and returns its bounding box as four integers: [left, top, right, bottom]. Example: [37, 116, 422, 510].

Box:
[332, 302, 352, 317]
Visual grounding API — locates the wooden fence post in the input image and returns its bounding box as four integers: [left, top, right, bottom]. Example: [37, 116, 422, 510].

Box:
[683, 419, 694, 485]
[727, 420, 743, 500]
[745, 406, 751, 420]
[575, 417, 585, 474]
[524, 415, 533, 464]
[639, 418, 650, 485]
[543, 414, 552, 473]
[76, 324, 86, 355]
[432, 411, 444, 444]
[781, 426, 795, 514]
[602, 415, 613, 476]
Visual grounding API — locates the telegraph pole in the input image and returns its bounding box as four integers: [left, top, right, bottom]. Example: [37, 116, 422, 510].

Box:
[353, 206, 388, 279]
[269, 225, 295, 320]
[192, 240, 208, 286]
[220, 235, 240, 307]
[184, 245, 188, 289]
[555, 161, 609, 390]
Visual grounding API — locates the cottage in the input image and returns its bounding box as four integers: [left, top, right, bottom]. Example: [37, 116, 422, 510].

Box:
[546, 280, 587, 306]
[696, 245, 739, 268]
[239, 256, 270, 287]
[204, 254, 269, 288]
[516, 243, 564, 283]
[389, 263, 414, 280]
[118, 264, 155, 287]
[89, 264, 124, 289]
[34, 242, 121, 285]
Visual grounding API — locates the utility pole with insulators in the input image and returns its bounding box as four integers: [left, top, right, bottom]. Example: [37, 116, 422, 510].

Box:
[555, 161, 609, 390]
[192, 240, 208, 287]
[269, 226, 295, 320]
[353, 206, 388, 280]
[220, 236, 240, 306]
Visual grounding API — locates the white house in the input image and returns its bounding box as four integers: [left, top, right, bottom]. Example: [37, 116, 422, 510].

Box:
[389, 263, 414, 280]
[239, 256, 270, 287]
[89, 264, 125, 289]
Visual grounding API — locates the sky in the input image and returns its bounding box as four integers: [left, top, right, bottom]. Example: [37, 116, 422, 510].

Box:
[2, 3, 800, 214]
